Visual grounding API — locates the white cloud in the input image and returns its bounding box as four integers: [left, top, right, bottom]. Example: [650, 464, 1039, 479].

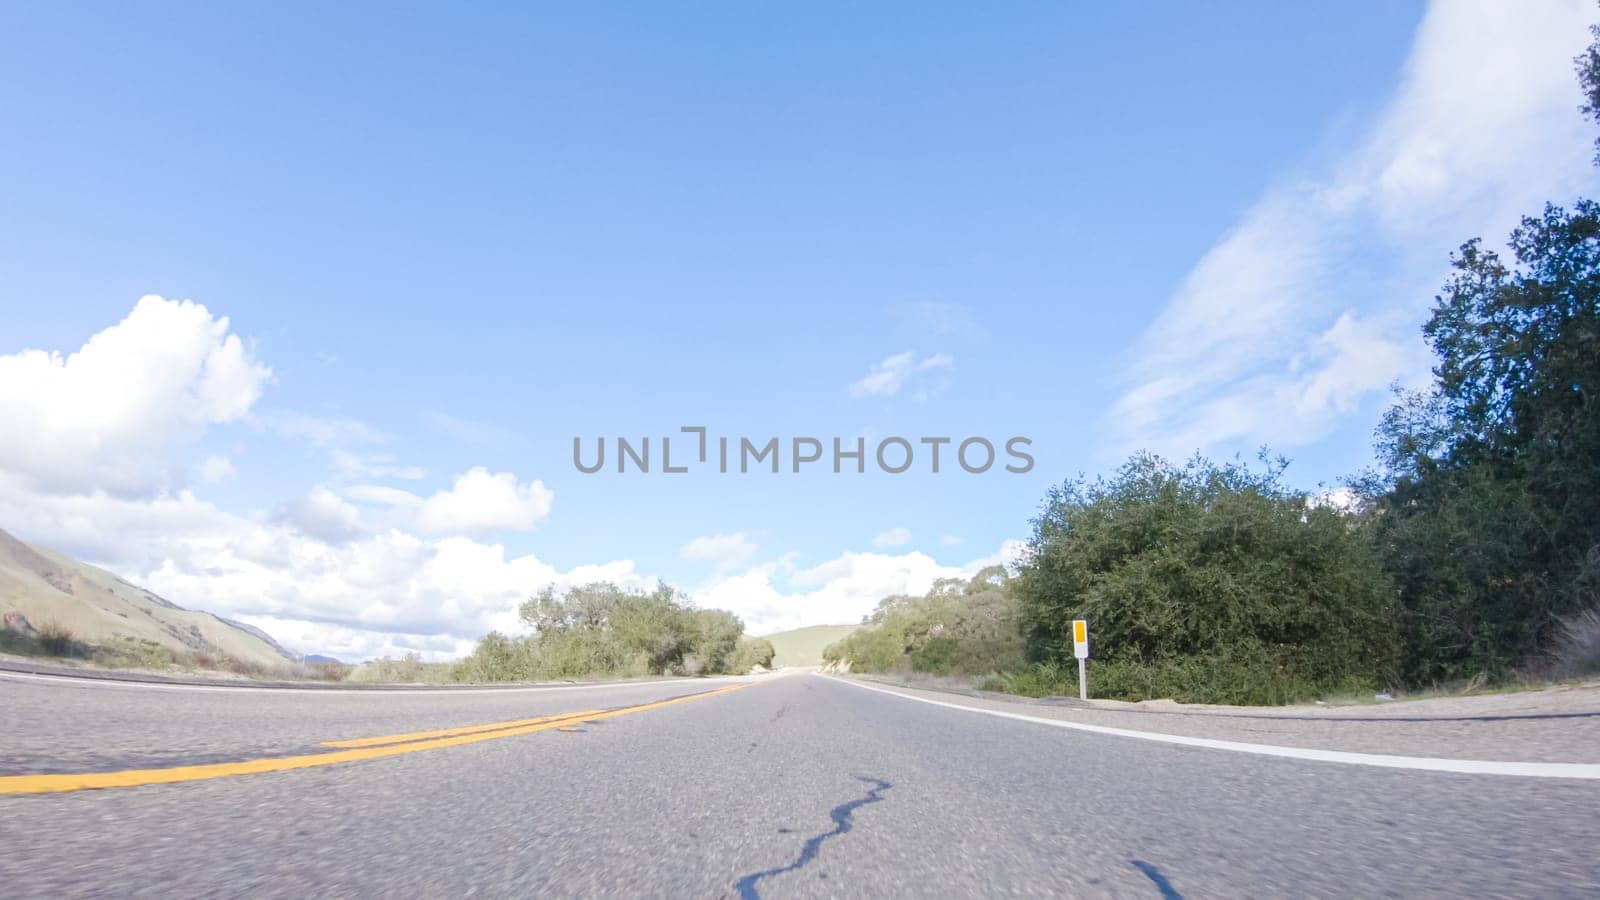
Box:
[1113, 0, 1600, 457]
[0, 472, 645, 662]
[252, 415, 426, 483]
[960, 538, 1030, 574]
[939, 534, 963, 547]
[346, 484, 423, 508]
[234, 615, 477, 663]
[1309, 487, 1361, 513]
[871, 527, 912, 548]
[0, 454, 1025, 660]
[848, 351, 954, 398]
[278, 487, 366, 543]
[255, 412, 386, 448]
[330, 450, 426, 482]
[692, 542, 1021, 636]
[694, 550, 956, 634]
[0, 295, 271, 495]
[199, 455, 235, 483]
[415, 467, 553, 536]
[680, 532, 758, 569]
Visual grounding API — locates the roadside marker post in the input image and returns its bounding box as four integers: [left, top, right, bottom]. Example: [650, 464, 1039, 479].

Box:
[1072, 619, 1089, 701]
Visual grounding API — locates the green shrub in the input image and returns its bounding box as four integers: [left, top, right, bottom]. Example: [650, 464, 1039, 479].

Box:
[825, 567, 1024, 675]
[733, 635, 776, 672]
[94, 637, 176, 669]
[1013, 454, 1401, 704]
[453, 582, 758, 682]
[978, 658, 1377, 706]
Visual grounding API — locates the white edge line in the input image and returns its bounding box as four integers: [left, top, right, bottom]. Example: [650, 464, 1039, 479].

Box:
[826, 675, 1600, 780]
[0, 670, 754, 696]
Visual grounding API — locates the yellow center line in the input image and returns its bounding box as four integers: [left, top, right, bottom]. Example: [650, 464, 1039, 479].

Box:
[0, 683, 752, 795]
[320, 709, 605, 748]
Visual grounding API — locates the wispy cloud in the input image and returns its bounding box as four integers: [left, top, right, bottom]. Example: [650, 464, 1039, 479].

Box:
[1112, 0, 1600, 458]
[849, 351, 954, 399]
[256, 411, 386, 448]
[422, 411, 527, 448]
[680, 532, 759, 569]
[872, 527, 912, 548]
[897, 301, 982, 339]
[331, 450, 426, 482]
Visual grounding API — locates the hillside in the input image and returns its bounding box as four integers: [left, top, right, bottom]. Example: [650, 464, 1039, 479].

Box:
[762, 624, 860, 668]
[0, 527, 296, 671]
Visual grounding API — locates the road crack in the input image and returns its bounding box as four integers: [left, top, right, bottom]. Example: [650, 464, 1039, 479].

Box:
[733, 775, 891, 899]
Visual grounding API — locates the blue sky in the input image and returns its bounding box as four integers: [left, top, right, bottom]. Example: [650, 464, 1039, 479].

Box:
[3, 1, 1598, 659]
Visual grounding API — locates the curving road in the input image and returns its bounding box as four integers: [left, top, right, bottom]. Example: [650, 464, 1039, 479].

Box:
[2, 670, 1598, 897]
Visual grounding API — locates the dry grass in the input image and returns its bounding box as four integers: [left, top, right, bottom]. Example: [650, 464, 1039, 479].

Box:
[1550, 607, 1600, 677]
[0, 622, 354, 682]
[34, 620, 86, 657]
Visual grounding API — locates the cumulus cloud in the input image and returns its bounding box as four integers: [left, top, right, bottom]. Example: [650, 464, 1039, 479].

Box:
[848, 351, 954, 398]
[277, 487, 366, 543]
[871, 527, 912, 548]
[691, 542, 1021, 635]
[680, 532, 758, 569]
[1113, 0, 1600, 457]
[0, 473, 645, 661]
[0, 455, 1023, 659]
[0, 295, 271, 495]
[415, 467, 553, 536]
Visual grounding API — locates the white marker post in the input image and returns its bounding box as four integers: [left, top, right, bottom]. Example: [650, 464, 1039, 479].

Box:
[1072, 619, 1089, 701]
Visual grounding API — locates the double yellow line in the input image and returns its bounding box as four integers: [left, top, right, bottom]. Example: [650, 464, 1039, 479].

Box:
[0, 683, 749, 796]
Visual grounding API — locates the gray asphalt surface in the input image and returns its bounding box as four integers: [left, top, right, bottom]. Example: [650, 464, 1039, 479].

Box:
[3, 670, 1598, 898]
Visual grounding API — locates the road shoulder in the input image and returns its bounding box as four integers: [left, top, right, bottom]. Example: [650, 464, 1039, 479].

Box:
[834, 673, 1600, 765]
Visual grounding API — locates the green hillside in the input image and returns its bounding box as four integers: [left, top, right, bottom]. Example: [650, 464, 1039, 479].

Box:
[762, 624, 860, 668]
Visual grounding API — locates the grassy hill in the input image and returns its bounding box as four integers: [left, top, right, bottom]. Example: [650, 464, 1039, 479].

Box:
[762, 624, 860, 668]
[0, 526, 297, 672]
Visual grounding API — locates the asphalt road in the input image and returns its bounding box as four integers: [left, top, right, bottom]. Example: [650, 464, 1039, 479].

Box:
[2, 670, 1598, 898]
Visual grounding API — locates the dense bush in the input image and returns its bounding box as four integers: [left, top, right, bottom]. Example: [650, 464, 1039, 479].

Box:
[1012, 455, 1402, 704]
[35, 620, 84, 657]
[452, 582, 765, 682]
[733, 635, 776, 672]
[823, 567, 1025, 676]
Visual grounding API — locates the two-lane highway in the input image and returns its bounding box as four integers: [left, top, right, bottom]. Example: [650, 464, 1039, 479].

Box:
[2, 670, 1598, 897]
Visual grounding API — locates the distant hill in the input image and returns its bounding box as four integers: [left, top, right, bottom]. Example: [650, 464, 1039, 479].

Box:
[0, 527, 297, 671]
[761, 624, 860, 668]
